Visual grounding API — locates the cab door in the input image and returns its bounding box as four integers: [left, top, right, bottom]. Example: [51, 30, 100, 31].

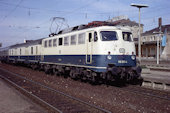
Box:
[86, 31, 94, 64]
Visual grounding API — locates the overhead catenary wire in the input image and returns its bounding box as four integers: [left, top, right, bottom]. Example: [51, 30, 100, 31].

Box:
[0, 0, 23, 24]
[0, 1, 76, 15]
[0, 0, 169, 43]
[9, 0, 99, 34]
[0, 1, 169, 22]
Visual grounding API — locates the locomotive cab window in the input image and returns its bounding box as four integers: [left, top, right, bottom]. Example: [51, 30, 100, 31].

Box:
[100, 31, 117, 41]
[122, 32, 132, 42]
[58, 38, 63, 46]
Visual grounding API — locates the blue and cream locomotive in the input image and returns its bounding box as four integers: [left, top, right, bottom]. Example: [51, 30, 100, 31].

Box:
[0, 24, 142, 83]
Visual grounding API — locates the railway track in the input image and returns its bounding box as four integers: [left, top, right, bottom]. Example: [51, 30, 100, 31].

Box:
[119, 84, 170, 101]
[0, 68, 111, 113]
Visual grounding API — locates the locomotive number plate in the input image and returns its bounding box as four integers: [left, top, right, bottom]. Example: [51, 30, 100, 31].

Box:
[118, 60, 127, 63]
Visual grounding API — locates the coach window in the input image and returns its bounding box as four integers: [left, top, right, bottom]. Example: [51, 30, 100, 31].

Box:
[53, 39, 57, 47]
[58, 38, 63, 46]
[71, 35, 77, 45]
[20, 48, 22, 55]
[78, 33, 85, 44]
[14, 49, 16, 55]
[49, 39, 52, 47]
[36, 46, 38, 55]
[64, 36, 69, 46]
[94, 31, 98, 42]
[31, 47, 33, 55]
[44, 40, 48, 48]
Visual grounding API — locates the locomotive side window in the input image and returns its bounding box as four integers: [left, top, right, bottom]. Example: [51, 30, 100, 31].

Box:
[94, 31, 98, 42]
[49, 40, 52, 47]
[89, 33, 92, 42]
[64, 36, 69, 46]
[100, 31, 117, 41]
[44, 40, 48, 48]
[71, 35, 77, 45]
[53, 39, 57, 47]
[58, 38, 63, 46]
[78, 33, 85, 44]
[122, 32, 132, 42]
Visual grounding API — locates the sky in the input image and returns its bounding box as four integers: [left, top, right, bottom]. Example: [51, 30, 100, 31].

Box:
[0, 0, 170, 47]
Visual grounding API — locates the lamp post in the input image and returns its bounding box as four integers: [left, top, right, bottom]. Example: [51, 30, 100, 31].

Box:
[131, 3, 148, 63]
[153, 31, 163, 64]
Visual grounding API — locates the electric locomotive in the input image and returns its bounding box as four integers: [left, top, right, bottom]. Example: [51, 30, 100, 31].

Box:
[41, 25, 142, 83]
[0, 24, 142, 84]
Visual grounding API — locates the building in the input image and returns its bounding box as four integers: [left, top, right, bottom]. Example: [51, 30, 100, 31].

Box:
[141, 24, 170, 60]
[107, 16, 143, 41]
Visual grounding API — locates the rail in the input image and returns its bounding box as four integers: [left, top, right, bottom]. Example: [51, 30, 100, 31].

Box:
[0, 68, 111, 113]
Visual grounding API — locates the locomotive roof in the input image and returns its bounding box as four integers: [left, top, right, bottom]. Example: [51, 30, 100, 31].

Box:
[46, 25, 131, 40]
[0, 46, 10, 52]
[48, 21, 131, 37]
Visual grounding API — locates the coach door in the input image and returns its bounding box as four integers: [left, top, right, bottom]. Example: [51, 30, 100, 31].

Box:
[40, 44, 44, 61]
[86, 31, 93, 64]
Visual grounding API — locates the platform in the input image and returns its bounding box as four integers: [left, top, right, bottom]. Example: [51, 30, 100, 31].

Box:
[141, 69, 170, 90]
[142, 69, 170, 83]
[0, 77, 47, 113]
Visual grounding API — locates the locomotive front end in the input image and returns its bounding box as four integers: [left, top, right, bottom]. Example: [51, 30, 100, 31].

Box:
[98, 27, 142, 83]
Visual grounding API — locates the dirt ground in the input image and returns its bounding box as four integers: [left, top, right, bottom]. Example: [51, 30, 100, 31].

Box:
[0, 63, 170, 113]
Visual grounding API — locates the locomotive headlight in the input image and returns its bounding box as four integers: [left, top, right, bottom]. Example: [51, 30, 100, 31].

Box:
[107, 55, 112, 60]
[107, 51, 112, 60]
[131, 55, 135, 60]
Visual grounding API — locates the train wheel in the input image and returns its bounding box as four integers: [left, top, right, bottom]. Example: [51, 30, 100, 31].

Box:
[31, 64, 38, 70]
[106, 72, 112, 81]
[44, 67, 49, 74]
[52, 68, 58, 76]
[81, 70, 87, 82]
[91, 72, 97, 83]
[44, 65, 51, 74]
[70, 68, 77, 79]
